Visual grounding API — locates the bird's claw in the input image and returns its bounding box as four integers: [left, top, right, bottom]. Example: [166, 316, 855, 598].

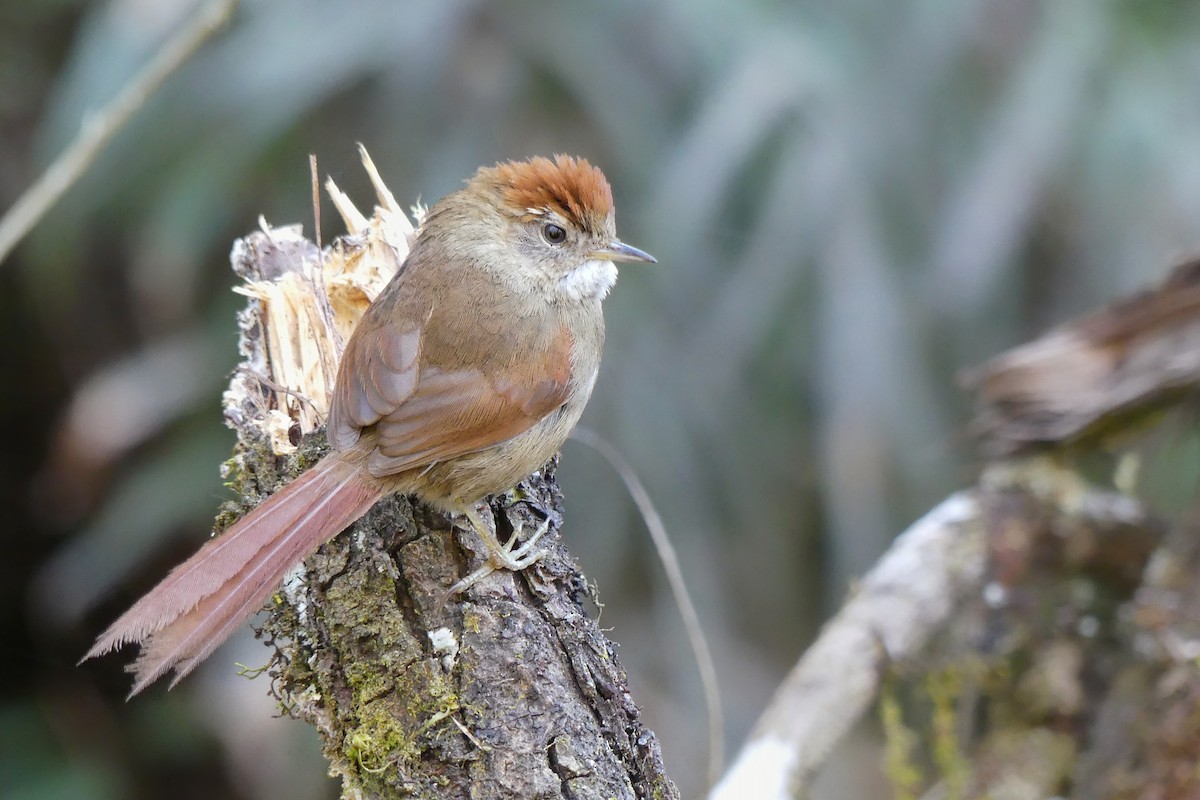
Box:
[446, 514, 551, 596]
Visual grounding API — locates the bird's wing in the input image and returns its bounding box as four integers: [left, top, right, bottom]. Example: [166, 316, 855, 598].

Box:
[327, 320, 423, 450]
[328, 314, 573, 476]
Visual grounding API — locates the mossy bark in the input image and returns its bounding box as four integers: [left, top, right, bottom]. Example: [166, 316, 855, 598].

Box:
[875, 465, 1191, 799]
[251, 445, 675, 799]
[222, 218, 678, 799]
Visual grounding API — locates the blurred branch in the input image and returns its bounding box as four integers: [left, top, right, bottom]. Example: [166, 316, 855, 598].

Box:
[0, 0, 236, 265]
[714, 258, 1200, 798]
[710, 491, 986, 800]
[964, 257, 1200, 455]
[713, 471, 1158, 800]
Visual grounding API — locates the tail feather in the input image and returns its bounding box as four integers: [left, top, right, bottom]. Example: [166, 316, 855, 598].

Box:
[84, 451, 383, 694]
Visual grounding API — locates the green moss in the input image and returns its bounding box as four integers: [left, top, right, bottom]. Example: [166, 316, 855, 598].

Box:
[880, 680, 923, 800]
[324, 559, 461, 790]
[649, 776, 674, 800]
[926, 668, 970, 800]
[881, 659, 998, 798]
[341, 661, 462, 792]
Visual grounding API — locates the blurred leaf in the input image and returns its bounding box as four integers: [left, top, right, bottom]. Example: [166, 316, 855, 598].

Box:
[0, 701, 122, 800]
[33, 421, 233, 627]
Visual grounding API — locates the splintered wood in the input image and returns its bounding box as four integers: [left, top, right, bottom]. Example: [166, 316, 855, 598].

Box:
[221, 151, 679, 798]
[224, 146, 423, 455]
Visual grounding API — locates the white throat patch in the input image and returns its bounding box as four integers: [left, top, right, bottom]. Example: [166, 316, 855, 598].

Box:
[558, 259, 618, 302]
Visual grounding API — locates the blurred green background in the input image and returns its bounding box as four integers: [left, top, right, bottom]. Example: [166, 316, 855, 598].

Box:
[5, 0, 1200, 797]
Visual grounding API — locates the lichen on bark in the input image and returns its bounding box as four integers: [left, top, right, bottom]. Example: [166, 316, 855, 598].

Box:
[218, 149, 677, 799]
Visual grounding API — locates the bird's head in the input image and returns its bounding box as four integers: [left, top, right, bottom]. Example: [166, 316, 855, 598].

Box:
[450, 155, 655, 302]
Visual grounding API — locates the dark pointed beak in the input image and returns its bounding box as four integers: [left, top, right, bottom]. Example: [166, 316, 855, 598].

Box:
[590, 240, 657, 264]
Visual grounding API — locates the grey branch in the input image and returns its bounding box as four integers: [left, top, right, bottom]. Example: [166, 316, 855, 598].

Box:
[714, 257, 1200, 798]
[711, 491, 985, 800]
[712, 468, 1159, 800]
[0, 0, 236, 265]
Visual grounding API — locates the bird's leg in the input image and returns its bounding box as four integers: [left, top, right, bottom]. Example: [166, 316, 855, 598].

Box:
[446, 505, 551, 595]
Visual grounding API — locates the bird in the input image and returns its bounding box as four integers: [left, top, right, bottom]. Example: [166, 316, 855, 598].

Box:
[83, 154, 655, 695]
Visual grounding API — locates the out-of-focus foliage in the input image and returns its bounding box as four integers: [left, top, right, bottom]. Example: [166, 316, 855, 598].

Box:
[5, 0, 1200, 797]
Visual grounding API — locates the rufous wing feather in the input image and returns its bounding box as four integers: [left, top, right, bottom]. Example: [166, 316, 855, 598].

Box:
[328, 284, 575, 477]
[328, 319, 422, 450]
[367, 363, 570, 474]
[368, 324, 574, 476]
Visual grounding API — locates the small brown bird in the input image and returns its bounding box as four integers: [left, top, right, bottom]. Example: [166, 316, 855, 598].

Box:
[84, 155, 654, 695]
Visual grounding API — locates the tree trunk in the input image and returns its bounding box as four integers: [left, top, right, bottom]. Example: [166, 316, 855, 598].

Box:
[217, 151, 678, 799]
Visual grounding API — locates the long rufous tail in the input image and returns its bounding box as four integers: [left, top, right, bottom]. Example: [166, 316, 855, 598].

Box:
[83, 451, 383, 696]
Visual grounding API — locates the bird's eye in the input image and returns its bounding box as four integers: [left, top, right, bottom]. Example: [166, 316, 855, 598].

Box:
[542, 223, 567, 245]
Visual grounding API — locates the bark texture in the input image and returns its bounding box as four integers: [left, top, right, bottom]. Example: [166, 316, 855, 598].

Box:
[245, 440, 675, 800]
[218, 155, 678, 799]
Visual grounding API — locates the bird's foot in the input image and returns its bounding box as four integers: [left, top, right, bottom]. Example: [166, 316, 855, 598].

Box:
[446, 511, 551, 596]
